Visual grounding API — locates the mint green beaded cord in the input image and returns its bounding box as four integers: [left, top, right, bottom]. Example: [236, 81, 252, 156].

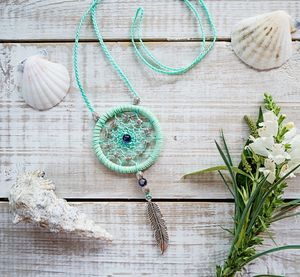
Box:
[73, 0, 216, 173]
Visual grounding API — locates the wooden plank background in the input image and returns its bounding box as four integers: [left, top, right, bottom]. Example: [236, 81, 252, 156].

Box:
[0, 202, 299, 277]
[1, 0, 300, 40]
[0, 0, 300, 276]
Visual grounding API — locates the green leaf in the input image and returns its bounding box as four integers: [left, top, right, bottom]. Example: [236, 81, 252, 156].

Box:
[233, 167, 253, 179]
[264, 93, 281, 116]
[246, 245, 300, 264]
[218, 170, 234, 197]
[272, 199, 300, 221]
[221, 130, 233, 166]
[257, 106, 264, 125]
[272, 211, 300, 223]
[259, 216, 277, 246]
[246, 164, 300, 235]
[244, 115, 259, 138]
[216, 265, 222, 277]
[215, 141, 236, 186]
[183, 166, 252, 179]
[241, 151, 252, 173]
[219, 225, 234, 235]
[278, 199, 300, 209]
[228, 175, 269, 256]
[215, 140, 243, 220]
[182, 165, 228, 178]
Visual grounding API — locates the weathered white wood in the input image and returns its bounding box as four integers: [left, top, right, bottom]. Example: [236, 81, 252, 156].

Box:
[1, 1, 300, 276]
[0, 0, 299, 41]
[0, 201, 299, 277]
[1, 42, 300, 199]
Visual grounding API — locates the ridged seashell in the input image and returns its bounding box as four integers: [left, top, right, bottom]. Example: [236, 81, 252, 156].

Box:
[231, 11, 296, 70]
[9, 171, 112, 241]
[20, 52, 70, 110]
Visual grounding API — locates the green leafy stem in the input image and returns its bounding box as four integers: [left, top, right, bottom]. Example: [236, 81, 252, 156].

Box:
[183, 107, 300, 277]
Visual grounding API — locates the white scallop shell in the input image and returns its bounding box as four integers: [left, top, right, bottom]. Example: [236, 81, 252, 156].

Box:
[231, 11, 295, 70]
[21, 53, 70, 110]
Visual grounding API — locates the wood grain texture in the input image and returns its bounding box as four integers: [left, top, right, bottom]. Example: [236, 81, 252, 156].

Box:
[1, 42, 300, 199]
[0, 201, 299, 277]
[0, 0, 300, 41]
[1, 1, 300, 276]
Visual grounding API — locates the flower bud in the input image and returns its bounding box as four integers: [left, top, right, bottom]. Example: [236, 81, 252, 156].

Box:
[278, 114, 286, 125]
[285, 121, 294, 130]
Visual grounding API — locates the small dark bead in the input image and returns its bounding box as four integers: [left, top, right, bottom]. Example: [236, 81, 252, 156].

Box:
[122, 134, 131, 143]
[138, 178, 147, 187]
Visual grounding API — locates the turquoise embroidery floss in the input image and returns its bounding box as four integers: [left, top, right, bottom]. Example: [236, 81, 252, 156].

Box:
[130, 0, 217, 75]
[92, 105, 162, 174]
[74, 0, 216, 254]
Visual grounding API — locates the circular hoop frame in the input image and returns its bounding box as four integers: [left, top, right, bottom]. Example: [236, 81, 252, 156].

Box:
[92, 105, 162, 174]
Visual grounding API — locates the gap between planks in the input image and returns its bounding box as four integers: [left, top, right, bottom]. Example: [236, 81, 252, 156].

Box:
[1, 38, 300, 43]
[0, 38, 225, 43]
[0, 198, 236, 203]
[1, 198, 299, 203]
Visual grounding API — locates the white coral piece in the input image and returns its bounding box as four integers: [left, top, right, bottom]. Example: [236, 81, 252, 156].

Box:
[9, 171, 112, 241]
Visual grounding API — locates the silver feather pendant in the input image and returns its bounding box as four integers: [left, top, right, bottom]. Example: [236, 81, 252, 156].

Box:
[137, 171, 169, 254]
[146, 201, 169, 254]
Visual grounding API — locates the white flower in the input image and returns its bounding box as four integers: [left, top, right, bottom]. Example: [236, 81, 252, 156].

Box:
[290, 134, 300, 150]
[248, 111, 280, 157]
[248, 136, 273, 157]
[280, 163, 296, 178]
[287, 135, 300, 173]
[257, 111, 278, 137]
[268, 143, 290, 164]
[259, 159, 276, 183]
[284, 127, 297, 143]
[264, 111, 278, 122]
[280, 135, 300, 177]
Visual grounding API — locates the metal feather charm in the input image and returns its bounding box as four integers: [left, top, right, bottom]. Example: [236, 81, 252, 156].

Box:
[136, 172, 169, 254]
[146, 201, 169, 254]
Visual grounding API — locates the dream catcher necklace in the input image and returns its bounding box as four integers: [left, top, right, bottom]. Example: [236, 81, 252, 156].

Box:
[74, 0, 216, 254]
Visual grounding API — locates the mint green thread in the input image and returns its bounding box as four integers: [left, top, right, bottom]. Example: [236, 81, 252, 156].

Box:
[74, 0, 139, 114]
[74, 2, 96, 113]
[74, 0, 216, 113]
[130, 0, 217, 75]
[130, 3, 204, 73]
[92, 105, 163, 174]
[90, 2, 140, 101]
[74, 0, 216, 173]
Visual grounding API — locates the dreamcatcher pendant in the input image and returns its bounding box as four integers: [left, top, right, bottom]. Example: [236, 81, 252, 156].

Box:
[92, 105, 168, 254]
[74, 0, 215, 254]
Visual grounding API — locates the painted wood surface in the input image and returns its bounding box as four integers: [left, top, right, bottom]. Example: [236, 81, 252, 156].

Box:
[1, 0, 300, 276]
[1, 42, 300, 199]
[0, 202, 299, 277]
[0, 0, 300, 41]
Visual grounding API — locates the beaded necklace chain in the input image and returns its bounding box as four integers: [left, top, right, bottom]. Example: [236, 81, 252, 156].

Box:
[74, 0, 216, 254]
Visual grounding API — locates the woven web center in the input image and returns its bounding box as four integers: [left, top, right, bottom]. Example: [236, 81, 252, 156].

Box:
[98, 111, 156, 166]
